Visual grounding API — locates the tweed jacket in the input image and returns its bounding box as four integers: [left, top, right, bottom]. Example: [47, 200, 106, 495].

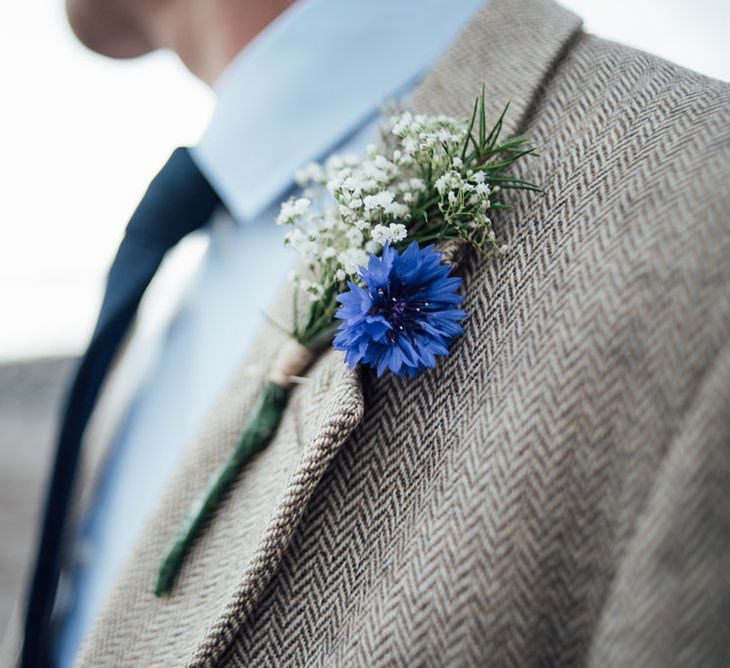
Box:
[5, 0, 730, 665]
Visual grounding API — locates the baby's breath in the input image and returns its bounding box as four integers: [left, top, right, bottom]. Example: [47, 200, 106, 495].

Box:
[277, 88, 540, 347]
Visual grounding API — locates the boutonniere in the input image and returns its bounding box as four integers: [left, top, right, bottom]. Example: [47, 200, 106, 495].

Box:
[155, 89, 539, 595]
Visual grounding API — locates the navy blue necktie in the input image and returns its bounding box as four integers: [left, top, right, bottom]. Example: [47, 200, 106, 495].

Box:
[21, 148, 220, 667]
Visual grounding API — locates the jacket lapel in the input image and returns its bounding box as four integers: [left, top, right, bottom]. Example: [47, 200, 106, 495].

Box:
[189, 342, 366, 665]
[77, 1, 583, 665]
[76, 284, 367, 665]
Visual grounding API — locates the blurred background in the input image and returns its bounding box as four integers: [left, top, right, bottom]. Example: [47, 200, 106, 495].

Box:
[0, 0, 728, 638]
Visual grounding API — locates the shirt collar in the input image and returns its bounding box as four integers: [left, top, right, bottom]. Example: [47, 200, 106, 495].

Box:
[191, 0, 485, 224]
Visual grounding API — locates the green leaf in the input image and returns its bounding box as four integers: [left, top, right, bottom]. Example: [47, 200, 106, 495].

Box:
[478, 84, 487, 147]
[481, 148, 536, 171]
[485, 101, 510, 149]
[461, 95, 479, 161]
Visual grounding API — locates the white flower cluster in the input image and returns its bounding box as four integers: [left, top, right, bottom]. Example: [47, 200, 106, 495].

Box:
[435, 167, 495, 236]
[389, 111, 466, 167]
[277, 110, 495, 303]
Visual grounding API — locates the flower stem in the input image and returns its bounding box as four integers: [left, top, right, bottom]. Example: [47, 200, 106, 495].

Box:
[154, 380, 290, 596]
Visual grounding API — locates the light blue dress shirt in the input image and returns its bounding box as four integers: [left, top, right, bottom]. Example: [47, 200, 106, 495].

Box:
[55, 0, 484, 663]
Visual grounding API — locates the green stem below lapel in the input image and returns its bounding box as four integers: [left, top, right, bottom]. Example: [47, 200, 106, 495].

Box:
[155, 380, 289, 596]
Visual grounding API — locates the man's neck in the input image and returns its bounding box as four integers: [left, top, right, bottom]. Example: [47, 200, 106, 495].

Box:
[150, 0, 295, 86]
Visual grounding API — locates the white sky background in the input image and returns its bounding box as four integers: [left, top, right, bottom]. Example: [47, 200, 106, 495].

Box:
[0, 0, 728, 362]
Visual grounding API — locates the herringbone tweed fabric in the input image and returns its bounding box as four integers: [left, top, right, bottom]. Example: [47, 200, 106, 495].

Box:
[6, 0, 726, 666]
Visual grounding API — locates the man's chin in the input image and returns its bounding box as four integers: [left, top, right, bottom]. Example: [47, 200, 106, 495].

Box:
[65, 0, 153, 59]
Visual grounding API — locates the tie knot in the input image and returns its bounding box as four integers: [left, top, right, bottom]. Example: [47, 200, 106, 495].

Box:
[125, 147, 221, 249]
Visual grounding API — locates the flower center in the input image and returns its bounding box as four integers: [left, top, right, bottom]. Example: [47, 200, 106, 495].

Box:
[369, 287, 428, 338]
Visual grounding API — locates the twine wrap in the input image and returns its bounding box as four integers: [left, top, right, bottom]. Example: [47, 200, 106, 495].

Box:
[268, 339, 314, 388]
[155, 338, 313, 596]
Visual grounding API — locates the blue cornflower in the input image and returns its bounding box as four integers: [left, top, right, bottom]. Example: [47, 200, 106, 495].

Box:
[334, 241, 467, 378]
